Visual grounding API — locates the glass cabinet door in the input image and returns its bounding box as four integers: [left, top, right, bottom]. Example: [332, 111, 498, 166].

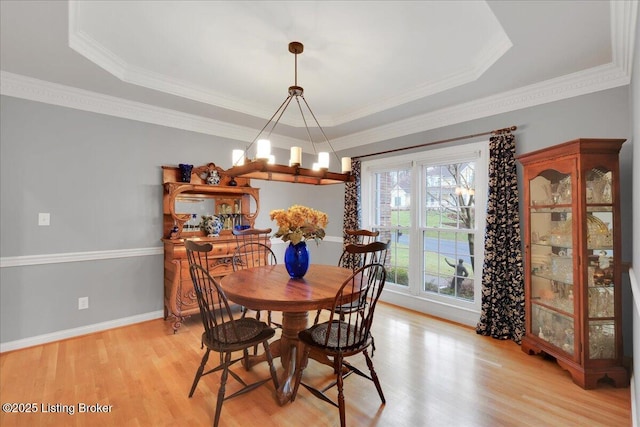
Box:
[585, 168, 616, 359]
[528, 171, 575, 356]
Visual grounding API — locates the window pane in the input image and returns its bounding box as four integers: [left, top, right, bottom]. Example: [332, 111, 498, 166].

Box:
[388, 233, 409, 286]
[372, 167, 410, 286]
[423, 161, 476, 302]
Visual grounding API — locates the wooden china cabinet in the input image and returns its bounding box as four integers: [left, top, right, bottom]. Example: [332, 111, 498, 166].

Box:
[162, 163, 261, 332]
[517, 138, 628, 389]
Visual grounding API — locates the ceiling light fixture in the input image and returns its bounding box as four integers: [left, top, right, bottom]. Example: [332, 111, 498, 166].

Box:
[226, 42, 354, 185]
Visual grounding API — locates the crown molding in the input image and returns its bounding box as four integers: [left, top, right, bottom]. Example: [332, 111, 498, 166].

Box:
[1, 57, 629, 153]
[0, 71, 246, 140]
[3, 1, 631, 150]
[68, 1, 512, 129]
[2, 0, 636, 152]
[334, 0, 636, 149]
[67, 1, 280, 125]
[611, 0, 638, 76]
[335, 31, 513, 127]
[334, 61, 631, 150]
[0, 71, 307, 151]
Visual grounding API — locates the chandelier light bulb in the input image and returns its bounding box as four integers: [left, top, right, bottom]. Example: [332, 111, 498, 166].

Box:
[225, 42, 354, 185]
[256, 139, 271, 160]
[341, 157, 352, 173]
[318, 152, 330, 169]
[290, 146, 302, 166]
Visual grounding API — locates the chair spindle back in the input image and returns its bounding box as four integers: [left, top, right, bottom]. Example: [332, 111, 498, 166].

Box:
[232, 228, 275, 271]
[322, 263, 387, 350]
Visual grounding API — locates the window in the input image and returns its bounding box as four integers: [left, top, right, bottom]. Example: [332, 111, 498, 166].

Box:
[370, 167, 411, 286]
[361, 142, 488, 324]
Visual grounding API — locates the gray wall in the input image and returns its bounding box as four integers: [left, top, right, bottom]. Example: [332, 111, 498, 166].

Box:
[0, 95, 344, 345]
[0, 83, 634, 351]
[630, 5, 639, 422]
[339, 85, 634, 357]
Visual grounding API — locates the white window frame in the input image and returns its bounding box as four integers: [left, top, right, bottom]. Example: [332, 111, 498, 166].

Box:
[361, 141, 488, 327]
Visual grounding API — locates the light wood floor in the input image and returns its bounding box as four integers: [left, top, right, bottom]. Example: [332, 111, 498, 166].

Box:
[0, 303, 631, 427]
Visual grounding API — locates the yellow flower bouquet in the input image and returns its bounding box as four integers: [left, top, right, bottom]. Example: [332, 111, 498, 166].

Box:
[270, 205, 328, 245]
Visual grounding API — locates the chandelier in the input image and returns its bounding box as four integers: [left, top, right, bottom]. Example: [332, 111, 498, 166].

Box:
[226, 42, 353, 185]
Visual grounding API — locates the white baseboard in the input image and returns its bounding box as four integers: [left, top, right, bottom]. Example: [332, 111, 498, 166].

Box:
[0, 310, 164, 353]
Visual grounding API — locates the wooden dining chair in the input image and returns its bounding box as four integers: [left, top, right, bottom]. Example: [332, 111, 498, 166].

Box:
[343, 228, 379, 245]
[185, 240, 279, 427]
[339, 229, 381, 271]
[231, 228, 279, 328]
[231, 227, 273, 270]
[314, 240, 390, 325]
[338, 240, 389, 271]
[291, 263, 387, 427]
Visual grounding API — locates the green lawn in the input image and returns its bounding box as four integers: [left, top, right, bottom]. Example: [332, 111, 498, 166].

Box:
[387, 209, 474, 284]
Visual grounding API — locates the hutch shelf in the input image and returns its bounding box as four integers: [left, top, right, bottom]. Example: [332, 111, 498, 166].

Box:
[161, 163, 261, 332]
[517, 138, 628, 389]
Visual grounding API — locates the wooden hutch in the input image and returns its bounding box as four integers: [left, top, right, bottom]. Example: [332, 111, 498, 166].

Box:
[518, 138, 628, 389]
[162, 163, 260, 332]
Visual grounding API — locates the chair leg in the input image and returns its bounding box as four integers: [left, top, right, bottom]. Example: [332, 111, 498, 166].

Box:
[335, 353, 346, 427]
[290, 345, 310, 402]
[213, 352, 232, 427]
[243, 348, 251, 371]
[364, 349, 385, 404]
[263, 339, 280, 390]
[189, 348, 211, 397]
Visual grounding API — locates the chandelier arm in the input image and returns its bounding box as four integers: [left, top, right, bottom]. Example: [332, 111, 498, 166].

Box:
[294, 96, 317, 155]
[266, 95, 296, 139]
[299, 95, 341, 163]
[227, 41, 353, 183]
[245, 95, 294, 155]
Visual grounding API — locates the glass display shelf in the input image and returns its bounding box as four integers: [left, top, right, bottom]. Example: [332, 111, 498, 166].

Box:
[531, 304, 575, 356]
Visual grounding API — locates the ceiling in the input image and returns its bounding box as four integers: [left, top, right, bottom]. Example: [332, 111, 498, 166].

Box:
[0, 1, 636, 156]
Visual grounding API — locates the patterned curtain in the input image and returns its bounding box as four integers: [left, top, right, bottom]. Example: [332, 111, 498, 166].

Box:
[342, 159, 361, 269]
[476, 133, 525, 343]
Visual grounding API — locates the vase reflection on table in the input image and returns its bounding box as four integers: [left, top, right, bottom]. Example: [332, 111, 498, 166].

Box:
[284, 241, 310, 278]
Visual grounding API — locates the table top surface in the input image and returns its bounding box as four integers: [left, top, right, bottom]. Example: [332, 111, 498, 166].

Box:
[220, 264, 356, 312]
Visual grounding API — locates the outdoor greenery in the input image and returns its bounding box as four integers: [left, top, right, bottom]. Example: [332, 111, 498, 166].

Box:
[385, 208, 474, 300]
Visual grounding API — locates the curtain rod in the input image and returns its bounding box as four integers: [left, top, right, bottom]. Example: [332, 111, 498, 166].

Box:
[353, 125, 517, 160]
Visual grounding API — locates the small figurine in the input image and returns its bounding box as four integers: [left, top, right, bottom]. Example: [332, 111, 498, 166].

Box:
[169, 225, 180, 240]
[598, 250, 610, 269]
[206, 169, 220, 185]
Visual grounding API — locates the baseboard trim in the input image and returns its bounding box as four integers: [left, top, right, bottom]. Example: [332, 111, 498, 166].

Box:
[0, 310, 164, 353]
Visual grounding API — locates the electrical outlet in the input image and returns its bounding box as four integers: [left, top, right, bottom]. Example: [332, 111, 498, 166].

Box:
[38, 213, 50, 226]
[78, 297, 89, 310]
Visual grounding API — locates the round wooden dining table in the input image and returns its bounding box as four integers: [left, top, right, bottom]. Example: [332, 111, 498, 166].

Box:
[220, 263, 357, 405]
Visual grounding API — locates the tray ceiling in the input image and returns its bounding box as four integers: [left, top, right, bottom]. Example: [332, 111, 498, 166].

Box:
[0, 1, 636, 152]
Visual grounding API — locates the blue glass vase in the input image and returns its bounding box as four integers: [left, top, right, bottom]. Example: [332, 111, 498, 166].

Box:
[284, 241, 310, 278]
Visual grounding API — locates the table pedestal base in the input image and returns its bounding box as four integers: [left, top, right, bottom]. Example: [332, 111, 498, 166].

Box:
[242, 311, 333, 405]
